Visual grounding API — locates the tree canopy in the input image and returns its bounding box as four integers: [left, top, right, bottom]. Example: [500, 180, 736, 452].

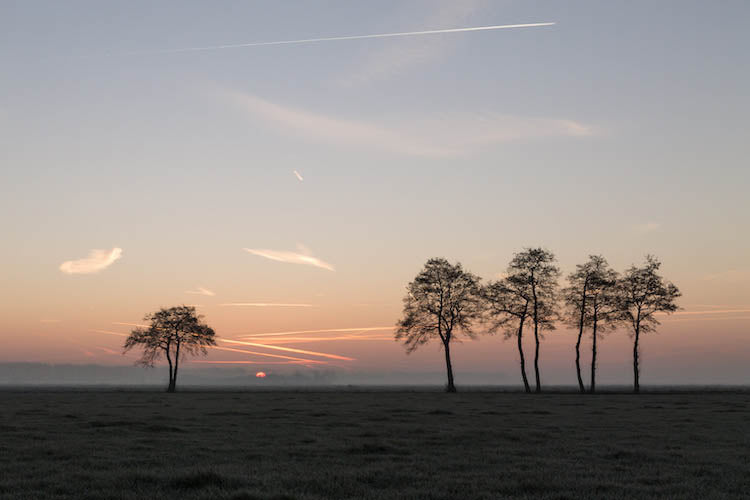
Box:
[395, 258, 483, 392]
[123, 305, 216, 392]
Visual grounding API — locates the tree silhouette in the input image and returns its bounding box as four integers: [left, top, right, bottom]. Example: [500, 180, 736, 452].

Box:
[395, 258, 483, 392]
[483, 275, 533, 393]
[123, 305, 216, 392]
[617, 256, 680, 393]
[507, 248, 560, 392]
[563, 260, 594, 393]
[563, 256, 619, 393]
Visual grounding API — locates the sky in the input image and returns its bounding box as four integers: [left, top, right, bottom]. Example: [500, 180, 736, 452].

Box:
[1, 0, 748, 385]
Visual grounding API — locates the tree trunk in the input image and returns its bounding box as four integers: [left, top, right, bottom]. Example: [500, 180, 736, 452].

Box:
[443, 340, 456, 393]
[575, 283, 587, 393]
[165, 344, 175, 393]
[517, 318, 531, 393]
[575, 330, 584, 394]
[633, 324, 640, 394]
[171, 341, 181, 393]
[590, 319, 598, 394]
[532, 280, 541, 393]
[533, 327, 541, 393]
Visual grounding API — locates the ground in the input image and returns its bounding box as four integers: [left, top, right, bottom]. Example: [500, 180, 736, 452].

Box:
[1, 389, 748, 499]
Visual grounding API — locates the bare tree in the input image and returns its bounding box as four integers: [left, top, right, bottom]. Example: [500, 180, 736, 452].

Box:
[617, 256, 680, 393]
[507, 248, 560, 392]
[562, 261, 594, 393]
[395, 258, 483, 392]
[123, 305, 217, 392]
[563, 256, 620, 393]
[483, 275, 532, 392]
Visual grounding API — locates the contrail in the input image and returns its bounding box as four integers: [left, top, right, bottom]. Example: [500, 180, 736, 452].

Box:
[238, 326, 395, 338]
[219, 338, 355, 361]
[124, 22, 555, 55]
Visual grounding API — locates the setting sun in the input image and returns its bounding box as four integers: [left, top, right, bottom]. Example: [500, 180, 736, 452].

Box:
[255, 372, 267, 379]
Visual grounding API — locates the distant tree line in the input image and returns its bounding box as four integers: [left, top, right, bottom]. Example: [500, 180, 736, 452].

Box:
[396, 250, 680, 393]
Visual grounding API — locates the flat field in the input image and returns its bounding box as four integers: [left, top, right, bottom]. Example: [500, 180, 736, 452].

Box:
[1, 389, 748, 499]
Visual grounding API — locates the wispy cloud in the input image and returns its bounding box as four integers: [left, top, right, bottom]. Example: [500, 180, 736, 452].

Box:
[293, 170, 304, 182]
[340, 0, 488, 86]
[670, 309, 750, 315]
[210, 345, 326, 365]
[59, 247, 122, 275]
[94, 346, 120, 355]
[190, 360, 298, 365]
[243, 244, 335, 271]
[186, 287, 216, 297]
[239, 326, 395, 338]
[91, 329, 128, 337]
[634, 222, 661, 233]
[219, 338, 355, 361]
[219, 303, 314, 308]
[241, 335, 393, 344]
[227, 91, 593, 157]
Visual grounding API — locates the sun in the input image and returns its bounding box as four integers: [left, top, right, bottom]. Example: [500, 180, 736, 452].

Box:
[255, 371, 267, 378]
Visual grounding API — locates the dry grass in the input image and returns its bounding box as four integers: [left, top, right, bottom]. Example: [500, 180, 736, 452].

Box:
[0, 389, 748, 499]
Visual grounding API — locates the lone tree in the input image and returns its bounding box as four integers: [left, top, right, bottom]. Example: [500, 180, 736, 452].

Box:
[123, 305, 217, 392]
[483, 274, 533, 393]
[563, 255, 619, 393]
[617, 256, 680, 393]
[395, 258, 483, 392]
[507, 248, 560, 392]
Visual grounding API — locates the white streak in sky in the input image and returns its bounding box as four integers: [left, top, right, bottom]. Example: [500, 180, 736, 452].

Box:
[293, 170, 304, 182]
[127, 23, 555, 55]
[59, 247, 122, 275]
[186, 286, 216, 297]
[219, 303, 314, 308]
[239, 326, 395, 338]
[244, 244, 335, 271]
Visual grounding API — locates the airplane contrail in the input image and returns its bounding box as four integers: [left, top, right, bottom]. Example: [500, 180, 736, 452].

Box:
[220, 338, 355, 361]
[124, 23, 555, 55]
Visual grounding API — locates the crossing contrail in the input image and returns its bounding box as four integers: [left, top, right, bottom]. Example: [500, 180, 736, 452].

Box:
[125, 22, 555, 55]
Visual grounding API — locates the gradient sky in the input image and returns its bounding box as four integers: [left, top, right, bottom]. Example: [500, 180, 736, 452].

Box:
[1, 1, 748, 385]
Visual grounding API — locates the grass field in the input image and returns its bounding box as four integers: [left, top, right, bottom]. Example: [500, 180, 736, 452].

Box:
[1, 389, 748, 499]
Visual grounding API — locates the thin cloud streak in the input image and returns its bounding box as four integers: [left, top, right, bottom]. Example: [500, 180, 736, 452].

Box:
[123, 22, 555, 55]
[219, 338, 355, 361]
[196, 361, 294, 365]
[239, 326, 395, 338]
[670, 309, 750, 315]
[210, 345, 326, 365]
[245, 335, 393, 344]
[228, 91, 593, 157]
[219, 303, 314, 308]
[59, 247, 122, 275]
[244, 245, 335, 271]
[186, 287, 216, 297]
[91, 329, 128, 337]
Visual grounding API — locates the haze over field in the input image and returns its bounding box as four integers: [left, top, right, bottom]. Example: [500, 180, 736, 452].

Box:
[1, 1, 748, 386]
